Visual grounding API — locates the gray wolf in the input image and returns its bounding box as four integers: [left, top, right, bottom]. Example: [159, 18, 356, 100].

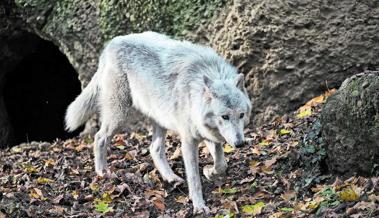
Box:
[65, 31, 252, 214]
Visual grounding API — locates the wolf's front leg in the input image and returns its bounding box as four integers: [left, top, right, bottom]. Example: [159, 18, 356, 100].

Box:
[203, 140, 227, 181]
[150, 124, 184, 185]
[181, 137, 210, 214]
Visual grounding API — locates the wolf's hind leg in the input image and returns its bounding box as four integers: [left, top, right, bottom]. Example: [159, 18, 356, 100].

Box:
[94, 125, 114, 176]
[150, 123, 184, 185]
[203, 140, 227, 181]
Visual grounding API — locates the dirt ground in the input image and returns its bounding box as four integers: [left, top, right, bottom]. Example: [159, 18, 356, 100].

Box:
[1, 92, 378, 218]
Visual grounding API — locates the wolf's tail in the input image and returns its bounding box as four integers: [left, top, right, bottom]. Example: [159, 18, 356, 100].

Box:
[65, 73, 99, 132]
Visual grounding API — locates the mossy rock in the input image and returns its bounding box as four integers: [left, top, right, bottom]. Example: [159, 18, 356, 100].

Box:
[321, 71, 379, 176]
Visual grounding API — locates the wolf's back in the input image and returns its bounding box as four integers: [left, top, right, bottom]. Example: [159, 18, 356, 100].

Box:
[65, 74, 99, 132]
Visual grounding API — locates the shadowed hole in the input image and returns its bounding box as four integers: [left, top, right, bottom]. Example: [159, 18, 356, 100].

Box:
[3, 36, 82, 146]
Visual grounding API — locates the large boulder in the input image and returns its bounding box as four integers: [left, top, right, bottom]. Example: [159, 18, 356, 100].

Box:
[320, 71, 379, 176]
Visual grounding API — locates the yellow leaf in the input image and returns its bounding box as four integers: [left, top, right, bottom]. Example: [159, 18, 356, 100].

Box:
[224, 144, 235, 153]
[24, 165, 38, 174]
[29, 191, 40, 199]
[90, 183, 100, 192]
[307, 196, 324, 209]
[261, 166, 274, 174]
[72, 190, 79, 200]
[258, 140, 271, 146]
[297, 108, 312, 118]
[44, 159, 56, 167]
[101, 193, 112, 204]
[29, 188, 47, 200]
[279, 129, 291, 135]
[11, 147, 22, 153]
[218, 187, 238, 194]
[339, 187, 359, 201]
[242, 201, 265, 215]
[37, 177, 54, 184]
[249, 160, 260, 168]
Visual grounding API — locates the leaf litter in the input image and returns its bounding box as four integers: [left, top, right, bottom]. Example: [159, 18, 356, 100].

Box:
[0, 90, 378, 217]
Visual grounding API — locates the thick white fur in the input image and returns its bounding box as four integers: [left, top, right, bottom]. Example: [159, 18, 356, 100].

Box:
[65, 32, 252, 214]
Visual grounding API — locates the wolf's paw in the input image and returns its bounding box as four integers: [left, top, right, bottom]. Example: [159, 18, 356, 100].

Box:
[167, 175, 185, 188]
[193, 204, 210, 215]
[96, 168, 113, 178]
[203, 165, 226, 181]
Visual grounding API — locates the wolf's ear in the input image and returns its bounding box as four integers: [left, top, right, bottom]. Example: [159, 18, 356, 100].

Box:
[203, 75, 214, 101]
[203, 75, 213, 89]
[235, 73, 245, 90]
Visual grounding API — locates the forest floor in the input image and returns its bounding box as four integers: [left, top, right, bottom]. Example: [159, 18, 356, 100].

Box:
[1, 91, 378, 218]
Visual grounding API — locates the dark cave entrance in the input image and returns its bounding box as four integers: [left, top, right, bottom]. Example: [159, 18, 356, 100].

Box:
[3, 35, 82, 146]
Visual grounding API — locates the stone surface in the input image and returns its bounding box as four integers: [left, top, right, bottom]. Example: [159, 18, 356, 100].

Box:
[195, 0, 379, 124]
[321, 71, 379, 176]
[1, 0, 379, 144]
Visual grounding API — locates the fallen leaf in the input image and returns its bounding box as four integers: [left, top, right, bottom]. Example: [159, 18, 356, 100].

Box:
[124, 152, 134, 160]
[252, 147, 261, 155]
[115, 145, 125, 150]
[90, 183, 100, 192]
[94, 201, 113, 213]
[37, 177, 54, 184]
[169, 146, 181, 160]
[24, 165, 38, 174]
[224, 144, 235, 153]
[368, 194, 379, 202]
[242, 201, 265, 215]
[153, 199, 166, 211]
[307, 196, 324, 209]
[175, 195, 188, 204]
[261, 166, 274, 174]
[219, 187, 238, 194]
[11, 146, 22, 153]
[281, 190, 296, 201]
[72, 190, 79, 200]
[44, 159, 56, 167]
[269, 212, 284, 218]
[264, 156, 277, 168]
[258, 140, 271, 146]
[29, 188, 47, 200]
[52, 194, 64, 204]
[101, 193, 112, 204]
[75, 143, 87, 152]
[279, 129, 291, 135]
[297, 108, 312, 118]
[339, 187, 359, 201]
[48, 206, 66, 214]
[279, 207, 294, 212]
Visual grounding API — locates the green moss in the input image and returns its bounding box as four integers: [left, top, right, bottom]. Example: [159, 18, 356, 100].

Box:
[98, 0, 228, 41]
[13, 0, 229, 43]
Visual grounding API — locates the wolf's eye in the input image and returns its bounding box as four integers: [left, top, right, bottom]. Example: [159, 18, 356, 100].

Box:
[239, 113, 245, 119]
[221, 115, 229, 120]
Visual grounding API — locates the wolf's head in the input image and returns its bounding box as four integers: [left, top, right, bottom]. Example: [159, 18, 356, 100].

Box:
[202, 74, 252, 147]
